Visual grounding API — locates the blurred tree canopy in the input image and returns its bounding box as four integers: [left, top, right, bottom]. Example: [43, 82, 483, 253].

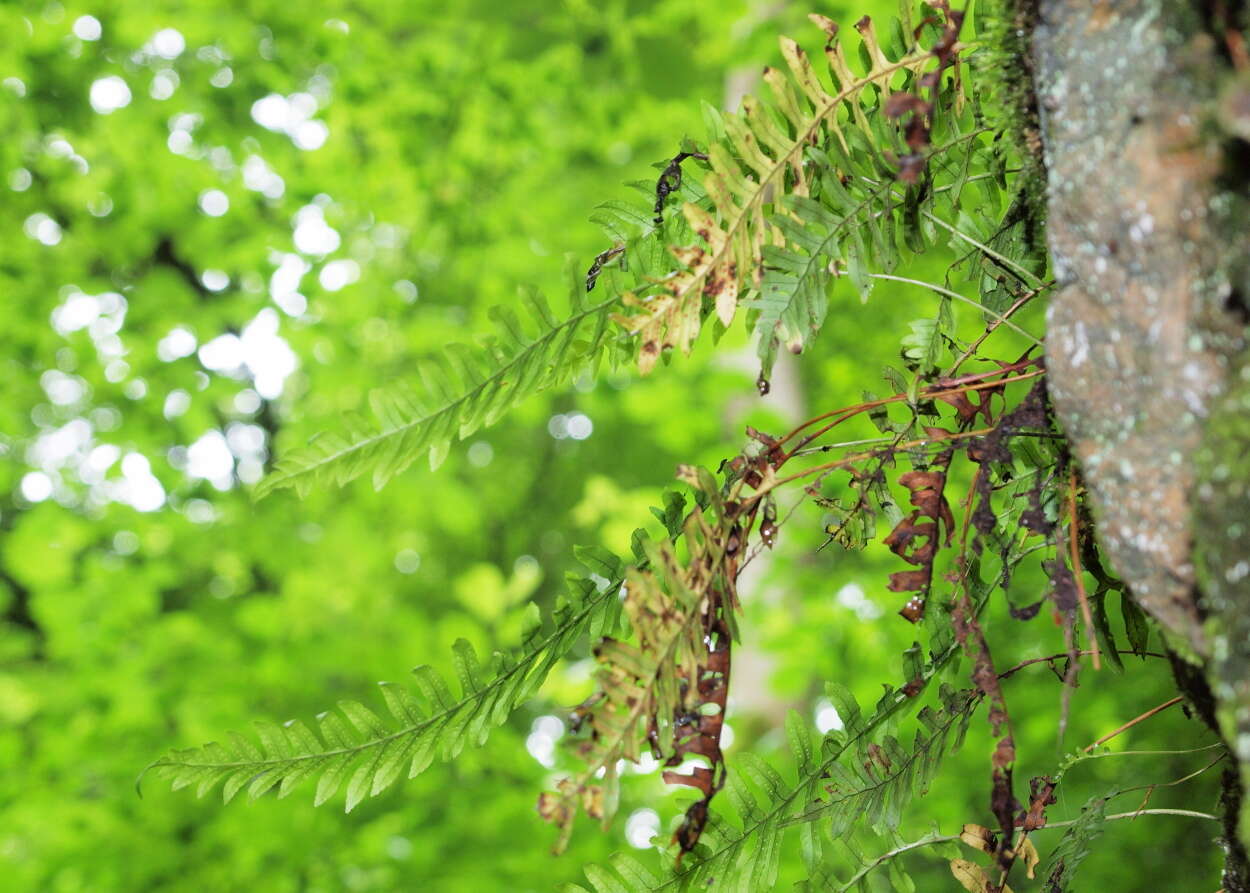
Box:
[0, 2, 1228, 891]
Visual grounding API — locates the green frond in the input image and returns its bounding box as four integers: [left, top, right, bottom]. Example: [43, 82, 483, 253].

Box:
[256, 261, 623, 498]
[564, 853, 663, 893]
[1044, 790, 1118, 892]
[788, 684, 978, 835]
[665, 680, 975, 891]
[751, 124, 988, 381]
[140, 545, 630, 811]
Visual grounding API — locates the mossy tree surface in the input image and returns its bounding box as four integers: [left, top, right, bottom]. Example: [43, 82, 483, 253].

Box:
[1032, 0, 1250, 885]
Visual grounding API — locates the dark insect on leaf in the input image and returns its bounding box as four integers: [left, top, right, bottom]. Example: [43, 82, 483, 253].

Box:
[585, 243, 625, 292]
[652, 149, 708, 227]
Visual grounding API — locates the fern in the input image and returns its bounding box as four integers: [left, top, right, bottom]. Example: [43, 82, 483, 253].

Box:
[1043, 790, 1117, 892]
[791, 684, 978, 834]
[615, 11, 983, 386]
[256, 260, 625, 497]
[569, 641, 973, 891]
[141, 490, 691, 810]
[140, 546, 624, 810]
[257, 9, 989, 496]
[541, 469, 737, 854]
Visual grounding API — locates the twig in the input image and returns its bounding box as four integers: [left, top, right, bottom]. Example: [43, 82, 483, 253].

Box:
[1084, 696, 1183, 752]
[781, 366, 1044, 459]
[1068, 469, 1100, 670]
[842, 808, 1217, 889]
[1119, 753, 1226, 795]
[774, 357, 1042, 450]
[867, 273, 1044, 346]
[945, 281, 1052, 376]
[1077, 743, 1224, 760]
[998, 649, 1167, 680]
[1051, 807, 1217, 826]
[771, 428, 994, 489]
[835, 832, 959, 891]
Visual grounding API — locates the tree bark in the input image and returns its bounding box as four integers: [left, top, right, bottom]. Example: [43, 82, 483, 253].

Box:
[1030, 0, 1250, 885]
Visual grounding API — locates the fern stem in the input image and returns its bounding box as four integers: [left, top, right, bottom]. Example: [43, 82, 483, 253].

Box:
[774, 358, 1043, 453]
[1049, 808, 1218, 826]
[835, 831, 958, 891]
[1083, 696, 1183, 752]
[841, 809, 1218, 890]
[944, 281, 1050, 376]
[1076, 743, 1225, 759]
[920, 209, 1048, 287]
[866, 273, 1043, 346]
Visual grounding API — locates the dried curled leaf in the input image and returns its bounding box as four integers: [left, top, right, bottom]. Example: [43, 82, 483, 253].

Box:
[540, 462, 752, 857]
[884, 457, 954, 622]
[950, 858, 1011, 893]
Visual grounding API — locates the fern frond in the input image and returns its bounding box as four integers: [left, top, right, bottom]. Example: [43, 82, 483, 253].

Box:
[141, 545, 630, 811]
[564, 852, 663, 893]
[788, 684, 978, 834]
[752, 126, 987, 381]
[1043, 790, 1117, 892]
[541, 471, 737, 854]
[666, 679, 976, 891]
[256, 262, 622, 497]
[615, 15, 939, 374]
[571, 641, 966, 891]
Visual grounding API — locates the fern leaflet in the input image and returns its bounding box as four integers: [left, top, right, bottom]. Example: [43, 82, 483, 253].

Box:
[256, 262, 623, 497]
[1043, 790, 1117, 892]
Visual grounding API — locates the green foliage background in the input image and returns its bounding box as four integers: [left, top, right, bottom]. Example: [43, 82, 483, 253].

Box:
[0, 1, 1225, 889]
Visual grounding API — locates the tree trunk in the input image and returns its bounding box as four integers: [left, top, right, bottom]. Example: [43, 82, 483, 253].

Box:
[1029, 0, 1250, 886]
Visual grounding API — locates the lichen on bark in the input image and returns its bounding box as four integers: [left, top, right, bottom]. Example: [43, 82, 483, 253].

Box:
[1032, 0, 1244, 655]
[1031, 0, 1250, 874]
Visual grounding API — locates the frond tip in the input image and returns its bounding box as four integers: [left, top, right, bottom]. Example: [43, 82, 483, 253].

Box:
[256, 262, 620, 498]
[140, 547, 627, 810]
